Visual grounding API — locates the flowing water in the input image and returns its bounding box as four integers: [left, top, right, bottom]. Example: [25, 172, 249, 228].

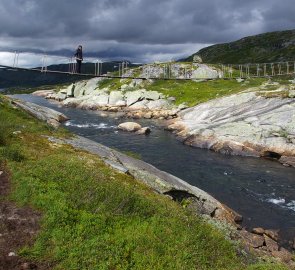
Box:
[12, 94, 295, 243]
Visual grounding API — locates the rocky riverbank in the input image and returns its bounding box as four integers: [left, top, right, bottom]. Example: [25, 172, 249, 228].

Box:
[168, 85, 295, 168]
[33, 77, 295, 168]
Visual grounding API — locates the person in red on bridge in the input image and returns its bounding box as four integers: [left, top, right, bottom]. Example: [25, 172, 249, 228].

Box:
[74, 45, 83, 73]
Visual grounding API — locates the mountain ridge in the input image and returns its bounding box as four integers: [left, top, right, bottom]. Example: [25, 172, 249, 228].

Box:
[185, 29, 295, 64]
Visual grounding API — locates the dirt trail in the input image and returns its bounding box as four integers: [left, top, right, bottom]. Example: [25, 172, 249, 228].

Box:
[0, 165, 51, 270]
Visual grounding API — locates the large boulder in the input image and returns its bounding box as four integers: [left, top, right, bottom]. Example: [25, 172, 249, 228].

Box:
[192, 64, 220, 79]
[109, 91, 124, 105]
[84, 78, 101, 95]
[118, 122, 142, 132]
[125, 90, 146, 106]
[66, 84, 75, 97]
[143, 91, 162, 101]
[73, 81, 86, 97]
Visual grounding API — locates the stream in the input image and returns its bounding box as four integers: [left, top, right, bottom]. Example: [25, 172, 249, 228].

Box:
[12, 94, 295, 244]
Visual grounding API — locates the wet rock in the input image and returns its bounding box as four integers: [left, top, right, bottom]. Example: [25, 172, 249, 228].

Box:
[252, 227, 265, 235]
[135, 127, 151, 135]
[279, 156, 295, 168]
[118, 122, 142, 132]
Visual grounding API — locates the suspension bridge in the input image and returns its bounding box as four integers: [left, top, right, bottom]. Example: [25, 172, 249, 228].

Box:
[0, 51, 295, 81]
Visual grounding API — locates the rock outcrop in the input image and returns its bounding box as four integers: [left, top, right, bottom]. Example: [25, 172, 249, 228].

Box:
[41, 77, 178, 120]
[168, 91, 295, 166]
[9, 98, 69, 128]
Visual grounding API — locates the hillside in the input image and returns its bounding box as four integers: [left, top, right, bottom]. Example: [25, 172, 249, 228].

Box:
[186, 29, 295, 64]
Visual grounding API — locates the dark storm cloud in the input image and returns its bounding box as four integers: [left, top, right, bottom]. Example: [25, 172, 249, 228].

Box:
[0, 0, 294, 62]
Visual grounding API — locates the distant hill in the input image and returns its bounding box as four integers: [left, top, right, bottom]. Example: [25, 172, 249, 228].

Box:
[185, 29, 295, 64]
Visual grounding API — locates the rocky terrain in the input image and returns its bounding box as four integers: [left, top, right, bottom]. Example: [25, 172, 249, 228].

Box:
[168, 82, 295, 167]
[34, 72, 295, 168]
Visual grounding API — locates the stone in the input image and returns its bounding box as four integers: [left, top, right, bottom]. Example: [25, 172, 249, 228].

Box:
[279, 156, 295, 168]
[128, 100, 149, 110]
[264, 229, 279, 241]
[178, 103, 188, 110]
[264, 235, 279, 252]
[175, 91, 295, 160]
[146, 99, 171, 110]
[125, 90, 145, 106]
[236, 78, 245, 83]
[57, 92, 67, 101]
[289, 90, 295, 98]
[135, 127, 151, 135]
[193, 55, 203, 63]
[20, 262, 38, 270]
[192, 64, 220, 79]
[73, 81, 86, 97]
[143, 112, 153, 119]
[252, 227, 265, 235]
[115, 100, 126, 106]
[8, 252, 16, 256]
[272, 248, 293, 263]
[32, 90, 54, 97]
[84, 78, 101, 95]
[143, 91, 161, 100]
[239, 230, 265, 248]
[167, 96, 176, 102]
[118, 122, 142, 132]
[109, 91, 124, 105]
[0, 171, 3, 176]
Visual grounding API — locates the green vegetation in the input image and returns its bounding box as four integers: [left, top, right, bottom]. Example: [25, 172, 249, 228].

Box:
[95, 76, 268, 107]
[144, 78, 266, 106]
[185, 29, 295, 64]
[0, 95, 290, 269]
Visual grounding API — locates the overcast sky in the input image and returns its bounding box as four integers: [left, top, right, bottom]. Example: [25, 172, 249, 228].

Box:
[0, 0, 294, 64]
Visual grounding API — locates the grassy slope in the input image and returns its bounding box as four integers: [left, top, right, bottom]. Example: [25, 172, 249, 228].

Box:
[0, 96, 290, 269]
[185, 29, 295, 64]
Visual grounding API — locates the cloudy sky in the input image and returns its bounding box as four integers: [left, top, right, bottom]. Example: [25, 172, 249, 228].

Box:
[0, 0, 294, 65]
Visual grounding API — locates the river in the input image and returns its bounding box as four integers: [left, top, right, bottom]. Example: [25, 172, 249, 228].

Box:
[12, 94, 295, 244]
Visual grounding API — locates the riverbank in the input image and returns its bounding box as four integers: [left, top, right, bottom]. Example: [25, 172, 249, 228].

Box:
[34, 75, 295, 168]
[0, 96, 293, 268]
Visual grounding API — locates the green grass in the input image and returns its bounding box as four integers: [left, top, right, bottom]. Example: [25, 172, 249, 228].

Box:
[0, 95, 290, 270]
[144, 78, 266, 106]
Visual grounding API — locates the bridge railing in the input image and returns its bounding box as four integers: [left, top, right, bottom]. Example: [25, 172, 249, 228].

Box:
[0, 51, 295, 80]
